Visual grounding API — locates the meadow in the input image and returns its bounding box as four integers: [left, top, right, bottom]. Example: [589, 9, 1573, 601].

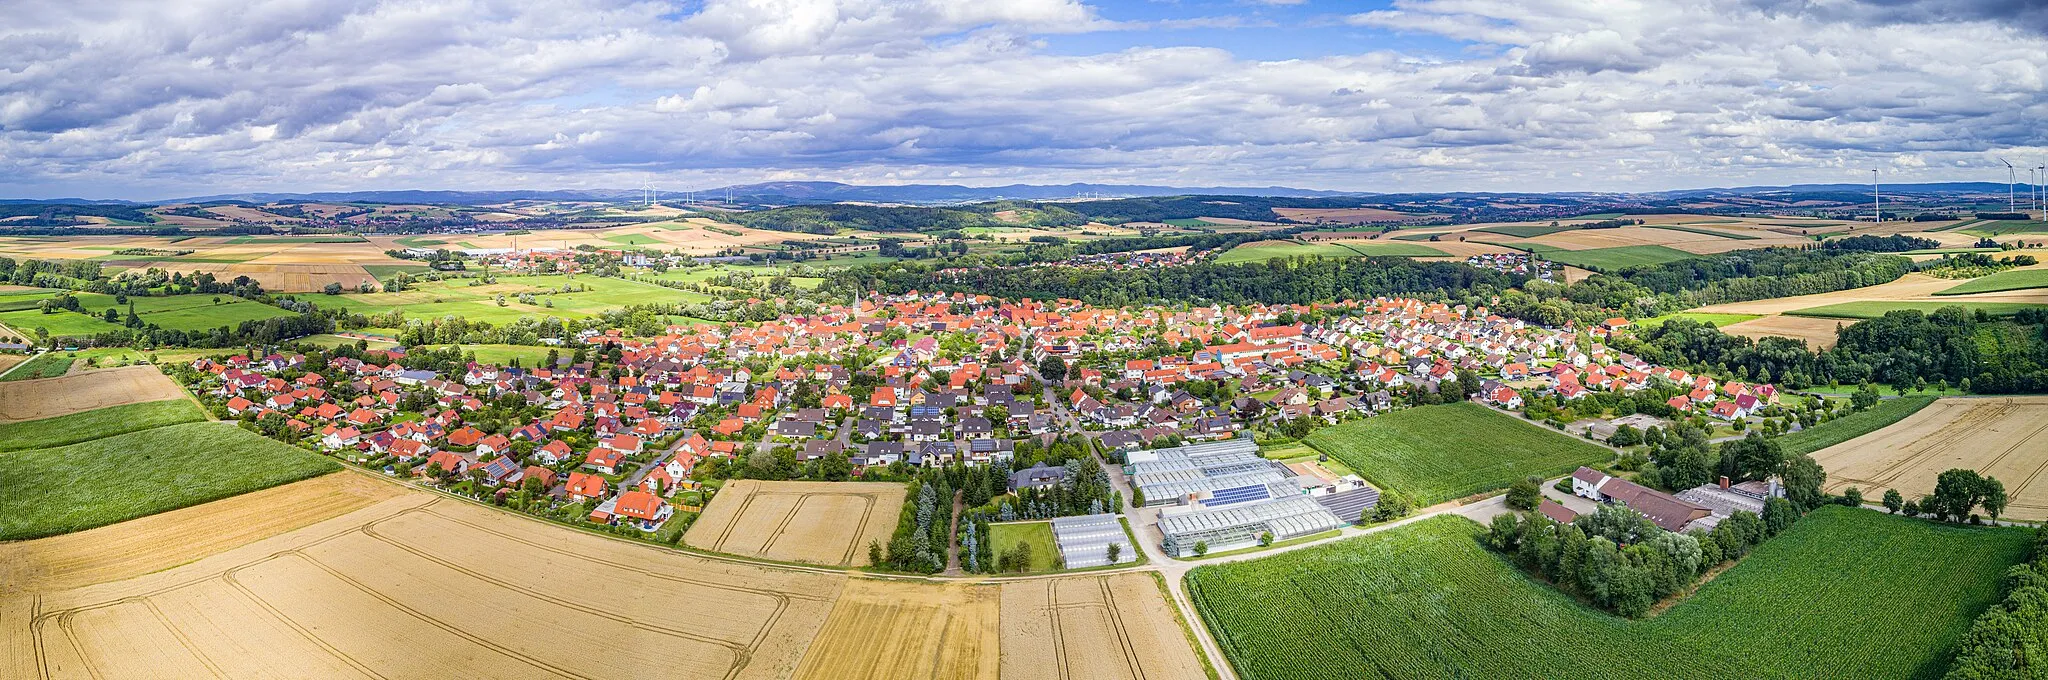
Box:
[0, 398, 207, 452]
[1473, 224, 1582, 238]
[0, 291, 296, 337]
[1937, 268, 2048, 295]
[1634, 311, 1762, 328]
[325, 274, 711, 323]
[0, 421, 340, 540]
[1187, 508, 2026, 680]
[1303, 402, 1612, 506]
[1777, 395, 1937, 456]
[1215, 240, 1446, 264]
[1785, 300, 2048, 319]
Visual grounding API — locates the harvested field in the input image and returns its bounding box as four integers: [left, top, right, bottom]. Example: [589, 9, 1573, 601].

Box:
[0, 354, 20, 374]
[0, 365, 186, 423]
[998, 573, 1212, 680]
[686, 480, 907, 566]
[1273, 207, 1428, 223]
[136, 262, 380, 292]
[795, 579, 1000, 680]
[3, 490, 847, 680]
[1719, 315, 1847, 348]
[1813, 396, 2048, 520]
[1694, 274, 2048, 316]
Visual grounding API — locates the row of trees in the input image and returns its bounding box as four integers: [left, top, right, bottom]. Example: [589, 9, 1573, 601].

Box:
[1943, 525, 2048, 679]
[1881, 468, 2010, 523]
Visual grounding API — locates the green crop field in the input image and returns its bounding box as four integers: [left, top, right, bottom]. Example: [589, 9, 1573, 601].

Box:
[601, 233, 662, 245]
[361, 263, 434, 278]
[1388, 232, 1440, 241]
[326, 274, 710, 323]
[0, 399, 207, 452]
[1785, 301, 2048, 320]
[0, 421, 340, 540]
[1164, 218, 1221, 227]
[1536, 245, 1698, 271]
[0, 353, 73, 381]
[1303, 402, 1611, 506]
[1778, 396, 1937, 456]
[1473, 224, 1581, 238]
[1640, 224, 1760, 240]
[1937, 268, 2048, 295]
[1187, 508, 2026, 680]
[988, 521, 1060, 572]
[1216, 240, 1445, 264]
[1961, 220, 2048, 237]
[1635, 312, 1762, 328]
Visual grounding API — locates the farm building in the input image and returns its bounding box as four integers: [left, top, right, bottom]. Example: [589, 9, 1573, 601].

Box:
[1051, 513, 1136, 568]
[1158, 495, 1346, 557]
[1570, 466, 1712, 532]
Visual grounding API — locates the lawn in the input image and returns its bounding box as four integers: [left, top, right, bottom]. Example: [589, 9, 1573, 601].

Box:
[1778, 396, 1937, 456]
[421, 343, 556, 366]
[1303, 402, 1612, 506]
[0, 422, 341, 540]
[1937, 268, 2048, 295]
[0, 353, 74, 381]
[1186, 507, 2027, 680]
[1785, 301, 2048, 319]
[0, 399, 207, 452]
[1536, 245, 1698, 271]
[1634, 312, 1762, 328]
[327, 274, 711, 324]
[989, 521, 1061, 572]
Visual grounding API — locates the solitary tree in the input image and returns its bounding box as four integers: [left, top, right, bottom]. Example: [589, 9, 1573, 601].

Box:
[1882, 488, 1903, 514]
[1107, 543, 1122, 563]
[1192, 541, 1209, 557]
[1506, 476, 1543, 511]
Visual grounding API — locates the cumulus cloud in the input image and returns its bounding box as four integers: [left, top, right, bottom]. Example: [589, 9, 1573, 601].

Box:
[1, 0, 2045, 198]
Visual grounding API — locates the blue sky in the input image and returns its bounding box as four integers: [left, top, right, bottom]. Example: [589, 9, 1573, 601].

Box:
[2, 0, 2045, 200]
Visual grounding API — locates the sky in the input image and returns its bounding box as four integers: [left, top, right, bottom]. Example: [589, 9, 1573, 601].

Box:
[2, 0, 2046, 200]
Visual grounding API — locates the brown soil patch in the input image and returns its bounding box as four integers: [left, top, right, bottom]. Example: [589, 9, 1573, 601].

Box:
[1814, 396, 2048, 520]
[6, 488, 847, 680]
[0, 355, 23, 375]
[1719, 315, 1846, 349]
[0, 472, 402, 593]
[686, 480, 907, 566]
[998, 573, 1210, 680]
[0, 365, 186, 423]
[794, 578, 1000, 680]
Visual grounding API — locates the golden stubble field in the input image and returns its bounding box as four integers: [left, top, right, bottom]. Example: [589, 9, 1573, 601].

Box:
[0, 365, 188, 423]
[686, 480, 907, 567]
[1814, 396, 2048, 520]
[1, 474, 1210, 680]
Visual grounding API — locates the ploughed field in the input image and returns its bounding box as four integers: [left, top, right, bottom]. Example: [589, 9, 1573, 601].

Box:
[2, 479, 1210, 680]
[1812, 396, 2048, 520]
[1186, 508, 2026, 680]
[1304, 402, 1612, 507]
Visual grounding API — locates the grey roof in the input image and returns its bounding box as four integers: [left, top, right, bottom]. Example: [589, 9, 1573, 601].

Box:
[1050, 513, 1135, 569]
[1158, 495, 1346, 543]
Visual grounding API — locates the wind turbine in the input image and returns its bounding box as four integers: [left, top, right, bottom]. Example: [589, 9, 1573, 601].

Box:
[2001, 158, 2017, 215]
[2037, 165, 2046, 221]
[1871, 169, 1881, 224]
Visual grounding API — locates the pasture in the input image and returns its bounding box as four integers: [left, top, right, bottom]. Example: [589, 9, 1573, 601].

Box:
[0, 421, 340, 540]
[684, 480, 907, 566]
[0, 399, 206, 452]
[0, 291, 294, 336]
[1303, 402, 1612, 506]
[1812, 396, 2048, 520]
[1186, 508, 2026, 680]
[326, 274, 711, 324]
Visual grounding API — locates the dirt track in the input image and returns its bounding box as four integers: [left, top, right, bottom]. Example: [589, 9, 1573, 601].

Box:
[1814, 396, 2048, 520]
[0, 365, 188, 423]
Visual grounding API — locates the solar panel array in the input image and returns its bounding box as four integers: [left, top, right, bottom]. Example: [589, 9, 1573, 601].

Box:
[1206, 484, 1274, 507]
[1314, 486, 1380, 522]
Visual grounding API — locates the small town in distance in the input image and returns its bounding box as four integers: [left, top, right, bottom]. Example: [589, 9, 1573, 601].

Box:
[6, 1, 2048, 679]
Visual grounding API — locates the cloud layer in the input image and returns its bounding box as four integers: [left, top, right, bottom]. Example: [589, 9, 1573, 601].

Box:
[2, 0, 2044, 198]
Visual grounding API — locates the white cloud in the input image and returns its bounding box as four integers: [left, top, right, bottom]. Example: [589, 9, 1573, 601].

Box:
[1, 0, 2045, 199]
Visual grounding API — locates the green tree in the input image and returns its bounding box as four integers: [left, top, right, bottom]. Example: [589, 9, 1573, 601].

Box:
[1930, 468, 1987, 522]
[1983, 477, 2008, 523]
[1851, 383, 1880, 411]
[1037, 355, 1067, 382]
[1192, 540, 1208, 557]
[1506, 475, 1543, 511]
[1882, 488, 1903, 514]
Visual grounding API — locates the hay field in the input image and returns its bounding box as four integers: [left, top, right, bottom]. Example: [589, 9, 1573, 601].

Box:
[998, 573, 1212, 680]
[1719, 315, 1846, 348]
[1814, 396, 2048, 519]
[686, 480, 907, 566]
[0, 365, 186, 423]
[794, 579, 1001, 680]
[4, 493, 847, 680]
